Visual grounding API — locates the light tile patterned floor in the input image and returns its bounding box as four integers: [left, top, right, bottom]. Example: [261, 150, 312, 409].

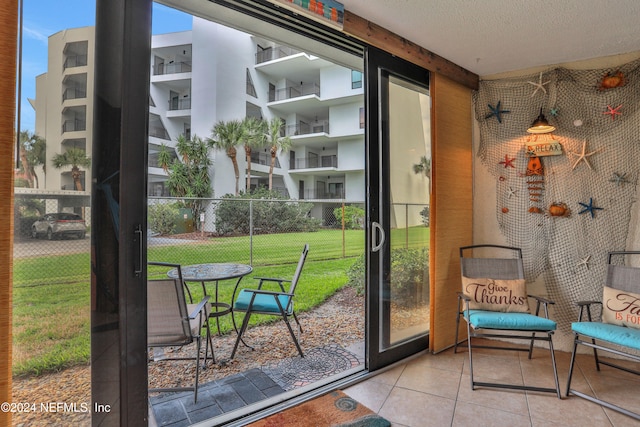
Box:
[343, 341, 640, 427]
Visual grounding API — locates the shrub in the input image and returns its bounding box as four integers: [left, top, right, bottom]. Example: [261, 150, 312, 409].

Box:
[214, 188, 320, 235]
[333, 205, 365, 229]
[346, 247, 429, 305]
[420, 206, 430, 227]
[148, 202, 179, 235]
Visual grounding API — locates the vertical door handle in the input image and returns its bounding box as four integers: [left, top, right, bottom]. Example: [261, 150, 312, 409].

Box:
[371, 221, 385, 252]
[134, 225, 143, 277]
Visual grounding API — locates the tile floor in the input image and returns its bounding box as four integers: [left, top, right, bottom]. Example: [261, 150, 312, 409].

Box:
[343, 341, 640, 427]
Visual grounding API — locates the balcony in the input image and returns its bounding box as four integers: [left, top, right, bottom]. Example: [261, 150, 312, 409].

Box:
[149, 125, 170, 140]
[168, 98, 191, 111]
[153, 61, 192, 76]
[63, 55, 87, 70]
[250, 151, 281, 168]
[62, 87, 87, 101]
[273, 83, 320, 102]
[256, 45, 301, 64]
[62, 119, 86, 133]
[287, 120, 329, 136]
[300, 189, 345, 200]
[148, 150, 177, 169]
[292, 155, 337, 170]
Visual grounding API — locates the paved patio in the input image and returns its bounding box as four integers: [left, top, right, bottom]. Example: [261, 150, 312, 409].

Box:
[149, 344, 364, 426]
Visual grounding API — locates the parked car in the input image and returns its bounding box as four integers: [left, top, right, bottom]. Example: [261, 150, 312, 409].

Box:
[31, 213, 86, 240]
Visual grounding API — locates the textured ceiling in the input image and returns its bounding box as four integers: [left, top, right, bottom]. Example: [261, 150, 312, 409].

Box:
[341, 0, 640, 76]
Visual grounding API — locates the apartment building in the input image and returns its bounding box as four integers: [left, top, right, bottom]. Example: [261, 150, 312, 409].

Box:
[149, 17, 365, 224]
[30, 26, 94, 216]
[33, 18, 365, 226]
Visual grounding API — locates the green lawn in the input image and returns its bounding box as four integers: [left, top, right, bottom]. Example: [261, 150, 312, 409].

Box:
[12, 227, 429, 376]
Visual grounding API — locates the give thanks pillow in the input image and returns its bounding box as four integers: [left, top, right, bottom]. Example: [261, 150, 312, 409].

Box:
[602, 286, 640, 329]
[462, 277, 530, 313]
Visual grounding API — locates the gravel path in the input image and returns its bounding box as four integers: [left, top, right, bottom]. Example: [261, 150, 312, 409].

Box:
[11, 285, 428, 426]
[11, 286, 365, 427]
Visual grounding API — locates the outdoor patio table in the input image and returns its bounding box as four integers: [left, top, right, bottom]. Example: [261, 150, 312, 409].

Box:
[167, 263, 252, 335]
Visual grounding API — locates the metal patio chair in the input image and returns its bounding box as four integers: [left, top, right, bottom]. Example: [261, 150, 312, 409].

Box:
[566, 251, 640, 420]
[147, 262, 214, 403]
[231, 244, 309, 359]
[454, 244, 561, 397]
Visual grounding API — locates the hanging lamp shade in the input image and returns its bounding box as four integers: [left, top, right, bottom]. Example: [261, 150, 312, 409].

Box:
[527, 108, 556, 134]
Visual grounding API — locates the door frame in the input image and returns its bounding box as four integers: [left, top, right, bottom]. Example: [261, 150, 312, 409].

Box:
[365, 45, 430, 371]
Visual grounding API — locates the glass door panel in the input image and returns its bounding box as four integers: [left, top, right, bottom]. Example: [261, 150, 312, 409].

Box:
[386, 75, 431, 347]
[366, 46, 430, 370]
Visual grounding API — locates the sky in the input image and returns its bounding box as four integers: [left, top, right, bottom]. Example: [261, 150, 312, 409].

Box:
[18, 0, 193, 132]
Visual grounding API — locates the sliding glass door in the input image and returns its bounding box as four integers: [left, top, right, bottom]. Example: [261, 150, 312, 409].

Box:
[366, 46, 431, 370]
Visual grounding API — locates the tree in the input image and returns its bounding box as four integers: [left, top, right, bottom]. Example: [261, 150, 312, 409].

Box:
[412, 155, 431, 177]
[241, 117, 266, 193]
[18, 130, 46, 188]
[265, 117, 292, 190]
[209, 119, 245, 196]
[52, 147, 91, 191]
[158, 134, 212, 231]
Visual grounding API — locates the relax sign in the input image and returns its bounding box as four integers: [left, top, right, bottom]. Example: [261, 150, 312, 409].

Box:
[525, 141, 563, 157]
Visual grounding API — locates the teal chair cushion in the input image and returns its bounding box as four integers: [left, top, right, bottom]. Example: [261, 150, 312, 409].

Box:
[466, 310, 557, 331]
[234, 289, 292, 314]
[572, 321, 640, 351]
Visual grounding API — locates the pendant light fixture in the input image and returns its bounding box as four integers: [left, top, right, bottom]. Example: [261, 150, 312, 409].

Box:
[527, 107, 556, 134]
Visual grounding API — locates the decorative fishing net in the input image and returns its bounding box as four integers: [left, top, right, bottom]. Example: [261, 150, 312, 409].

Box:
[474, 58, 640, 334]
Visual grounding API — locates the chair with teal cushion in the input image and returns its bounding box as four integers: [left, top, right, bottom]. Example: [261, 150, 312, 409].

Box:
[454, 244, 561, 398]
[231, 244, 309, 359]
[566, 251, 640, 421]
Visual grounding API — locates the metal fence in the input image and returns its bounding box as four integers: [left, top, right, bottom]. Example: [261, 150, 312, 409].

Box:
[147, 197, 369, 266]
[14, 195, 428, 284]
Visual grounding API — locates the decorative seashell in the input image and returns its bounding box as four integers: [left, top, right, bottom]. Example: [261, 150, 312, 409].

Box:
[501, 207, 509, 213]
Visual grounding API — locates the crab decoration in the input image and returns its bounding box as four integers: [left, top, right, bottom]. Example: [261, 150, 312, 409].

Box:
[598, 71, 626, 90]
[548, 202, 571, 217]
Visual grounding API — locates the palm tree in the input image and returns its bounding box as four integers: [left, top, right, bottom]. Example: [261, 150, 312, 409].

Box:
[265, 117, 292, 190]
[158, 135, 212, 231]
[209, 119, 245, 196]
[52, 147, 91, 191]
[18, 130, 46, 188]
[241, 117, 266, 193]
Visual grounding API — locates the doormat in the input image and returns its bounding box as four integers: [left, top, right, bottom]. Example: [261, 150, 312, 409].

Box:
[247, 390, 391, 427]
[261, 344, 363, 391]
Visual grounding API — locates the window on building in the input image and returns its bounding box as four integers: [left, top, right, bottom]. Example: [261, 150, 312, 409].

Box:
[246, 68, 257, 97]
[359, 107, 365, 129]
[246, 102, 262, 119]
[351, 70, 363, 89]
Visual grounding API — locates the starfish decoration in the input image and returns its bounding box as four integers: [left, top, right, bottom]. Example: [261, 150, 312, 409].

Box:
[527, 72, 551, 97]
[577, 255, 591, 270]
[549, 107, 559, 117]
[506, 187, 518, 199]
[609, 172, 630, 187]
[603, 104, 622, 120]
[499, 154, 516, 168]
[578, 198, 603, 218]
[486, 101, 510, 123]
[567, 140, 602, 170]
